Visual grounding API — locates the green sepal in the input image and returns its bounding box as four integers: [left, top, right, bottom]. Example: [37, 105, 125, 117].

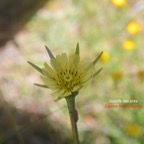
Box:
[34, 83, 48, 88]
[93, 51, 103, 65]
[75, 43, 79, 55]
[45, 45, 55, 59]
[27, 61, 43, 74]
[93, 68, 103, 78]
[54, 97, 63, 102]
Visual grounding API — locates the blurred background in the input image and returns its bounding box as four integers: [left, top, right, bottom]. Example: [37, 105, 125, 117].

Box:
[0, 0, 144, 144]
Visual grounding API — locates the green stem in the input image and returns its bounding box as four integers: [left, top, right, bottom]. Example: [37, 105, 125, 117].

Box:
[66, 95, 80, 144]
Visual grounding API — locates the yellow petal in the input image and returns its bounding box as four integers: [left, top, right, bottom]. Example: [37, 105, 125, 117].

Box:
[50, 58, 61, 71]
[44, 62, 56, 78]
[79, 59, 94, 74]
[81, 74, 91, 83]
[62, 91, 71, 97]
[69, 54, 80, 69]
[42, 68, 54, 79]
[72, 85, 81, 92]
[81, 66, 94, 81]
[81, 79, 92, 87]
[56, 53, 68, 70]
[41, 76, 58, 90]
[52, 89, 71, 98]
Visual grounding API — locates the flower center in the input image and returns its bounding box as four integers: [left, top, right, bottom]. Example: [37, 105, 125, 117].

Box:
[64, 74, 73, 82]
[56, 69, 81, 91]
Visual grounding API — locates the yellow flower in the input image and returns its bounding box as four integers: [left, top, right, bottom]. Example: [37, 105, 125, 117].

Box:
[137, 70, 144, 79]
[127, 21, 141, 35]
[111, 71, 122, 82]
[100, 51, 109, 62]
[125, 123, 141, 137]
[122, 40, 135, 51]
[28, 44, 103, 101]
[111, 0, 126, 7]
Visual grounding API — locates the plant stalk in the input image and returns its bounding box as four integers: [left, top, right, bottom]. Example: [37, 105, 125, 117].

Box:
[66, 95, 80, 144]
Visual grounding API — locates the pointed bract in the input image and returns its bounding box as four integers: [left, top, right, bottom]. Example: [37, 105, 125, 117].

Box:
[93, 68, 103, 78]
[55, 97, 63, 101]
[45, 45, 55, 59]
[27, 61, 43, 74]
[75, 43, 79, 55]
[34, 83, 48, 88]
[93, 51, 103, 65]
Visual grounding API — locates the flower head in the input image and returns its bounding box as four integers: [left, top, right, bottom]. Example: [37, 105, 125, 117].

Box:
[111, 71, 122, 82]
[100, 51, 109, 62]
[111, 0, 126, 7]
[137, 70, 144, 79]
[28, 44, 102, 101]
[125, 123, 141, 137]
[127, 21, 141, 35]
[122, 39, 135, 51]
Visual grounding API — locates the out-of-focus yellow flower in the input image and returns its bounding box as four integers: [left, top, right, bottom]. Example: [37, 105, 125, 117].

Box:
[100, 51, 109, 62]
[28, 44, 103, 101]
[127, 21, 141, 35]
[137, 70, 144, 79]
[125, 123, 141, 137]
[111, 0, 126, 7]
[122, 40, 135, 51]
[111, 71, 122, 82]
